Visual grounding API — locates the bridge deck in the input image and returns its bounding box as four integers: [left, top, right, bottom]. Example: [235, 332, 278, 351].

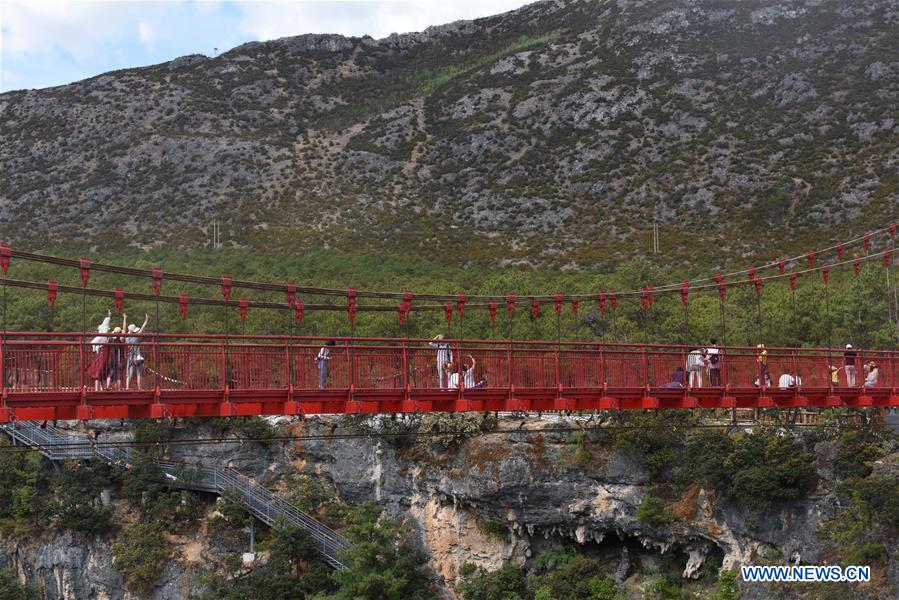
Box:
[2, 334, 896, 420]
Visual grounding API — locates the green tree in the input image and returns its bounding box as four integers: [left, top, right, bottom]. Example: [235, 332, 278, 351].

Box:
[49, 461, 115, 536]
[636, 495, 675, 528]
[0, 445, 49, 528]
[112, 522, 170, 595]
[459, 563, 527, 600]
[724, 433, 816, 508]
[610, 411, 694, 480]
[0, 569, 41, 600]
[674, 429, 732, 489]
[832, 431, 881, 480]
[529, 551, 620, 599]
[322, 502, 432, 600]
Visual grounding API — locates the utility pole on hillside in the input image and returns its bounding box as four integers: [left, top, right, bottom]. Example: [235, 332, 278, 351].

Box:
[211, 219, 221, 249]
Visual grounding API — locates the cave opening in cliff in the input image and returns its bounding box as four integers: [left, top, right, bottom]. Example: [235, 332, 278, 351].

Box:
[525, 529, 726, 583]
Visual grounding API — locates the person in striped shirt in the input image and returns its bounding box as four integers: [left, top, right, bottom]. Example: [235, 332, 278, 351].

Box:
[686, 348, 704, 388]
[429, 334, 452, 388]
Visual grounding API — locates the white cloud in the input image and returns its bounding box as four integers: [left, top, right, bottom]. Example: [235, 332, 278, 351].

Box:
[1, 1, 170, 62]
[138, 20, 156, 52]
[235, 1, 529, 42]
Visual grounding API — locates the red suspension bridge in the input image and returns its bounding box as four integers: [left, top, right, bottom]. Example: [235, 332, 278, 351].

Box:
[1, 333, 897, 422]
[0, 225, 897, 421]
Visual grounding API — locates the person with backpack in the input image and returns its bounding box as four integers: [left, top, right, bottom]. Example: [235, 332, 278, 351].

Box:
[706, 339, 721, 387]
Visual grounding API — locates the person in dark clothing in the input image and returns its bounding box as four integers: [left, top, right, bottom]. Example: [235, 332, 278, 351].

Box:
[105, 326, 127, 390]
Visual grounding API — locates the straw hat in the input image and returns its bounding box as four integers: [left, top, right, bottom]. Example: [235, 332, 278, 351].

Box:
[112, 327, 122, 334]
[127, 324, 140, 333]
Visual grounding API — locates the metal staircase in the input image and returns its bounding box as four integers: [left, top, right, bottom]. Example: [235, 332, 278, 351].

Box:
[0, 421, 350, 569]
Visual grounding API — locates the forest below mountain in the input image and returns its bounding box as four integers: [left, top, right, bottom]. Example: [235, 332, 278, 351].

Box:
[1, 0, 897, 268]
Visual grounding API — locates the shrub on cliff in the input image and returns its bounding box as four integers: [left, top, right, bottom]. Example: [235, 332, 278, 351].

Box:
[112, 522, 170, 595]
[821, 474, 899, 565]
[610, 411, 694, 480]
[0, 446, 48, 529]
[724, 433, 816, 508]
[0, 568, 41, 600]
[675, 429, 815, 509]
[458, 550, 623, 600]
[833, 431, 881, 480]
[458, 563, 527, 600]
[636, 495, 675, 528]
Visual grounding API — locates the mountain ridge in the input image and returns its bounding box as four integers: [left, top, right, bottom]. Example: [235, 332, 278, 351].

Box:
[1, 0, 896, 268]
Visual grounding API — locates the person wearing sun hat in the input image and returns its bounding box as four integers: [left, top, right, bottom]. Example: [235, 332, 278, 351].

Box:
[844, 343, 858, 387]
[104, 315, 127, 390]
[429, 334, 452, 389]
[124, 313, 150, 390]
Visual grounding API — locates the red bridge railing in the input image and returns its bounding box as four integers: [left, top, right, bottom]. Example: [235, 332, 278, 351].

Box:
[0, 333, 896, 421]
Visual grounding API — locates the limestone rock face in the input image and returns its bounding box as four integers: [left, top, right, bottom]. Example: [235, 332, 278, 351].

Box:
[290, 417, 857, 593]
[2, 417, 895, 599]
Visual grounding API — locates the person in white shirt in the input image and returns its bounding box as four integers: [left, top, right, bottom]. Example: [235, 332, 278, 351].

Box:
[686, 348, 704, 388]
[778, 369, 796, 389]
[429, 334, 452, 388]
[445, 361, 459, 389]
[90, 309, 112, 353]
[461, 355, 477, 389]
[864, 362, 879, 388]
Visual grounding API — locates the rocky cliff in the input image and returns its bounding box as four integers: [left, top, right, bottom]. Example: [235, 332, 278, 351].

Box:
[1, 0, 897, 267]
[3, 416, 896, 599]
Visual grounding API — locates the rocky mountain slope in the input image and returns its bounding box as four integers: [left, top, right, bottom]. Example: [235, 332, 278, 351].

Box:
[1, 0, 897, 267]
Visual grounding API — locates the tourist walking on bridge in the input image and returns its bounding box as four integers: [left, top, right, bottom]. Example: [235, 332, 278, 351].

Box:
[315, 340, 335, 389]
[430, 334, 452, 389]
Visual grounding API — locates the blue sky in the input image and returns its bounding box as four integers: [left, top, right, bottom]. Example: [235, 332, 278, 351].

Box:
[0, 0, 530, 92]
